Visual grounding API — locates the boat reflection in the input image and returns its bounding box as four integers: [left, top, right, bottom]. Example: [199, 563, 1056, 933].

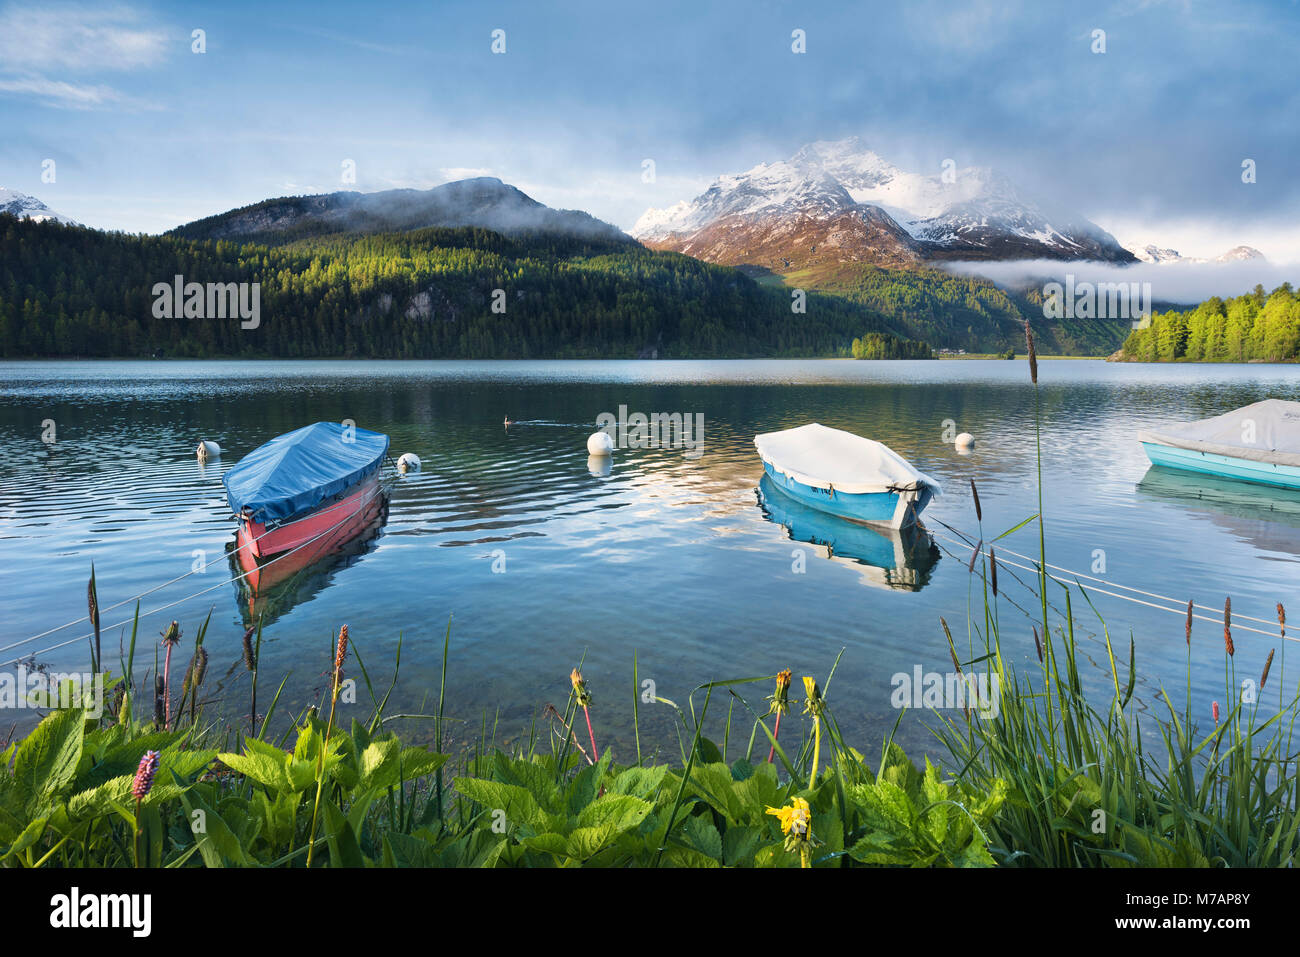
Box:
[1136, 466, 1300, 559]
[227, 486, 391, 629]
[757, 475, 940, 591]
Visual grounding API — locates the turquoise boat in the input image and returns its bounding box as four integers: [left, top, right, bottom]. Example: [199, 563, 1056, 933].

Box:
[754, 423, 941, 529]
[757, 475, 940, 590]
[1139, 399, 1300, 491]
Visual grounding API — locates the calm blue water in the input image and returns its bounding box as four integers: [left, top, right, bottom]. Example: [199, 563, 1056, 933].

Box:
[2, 359, 1298, 759]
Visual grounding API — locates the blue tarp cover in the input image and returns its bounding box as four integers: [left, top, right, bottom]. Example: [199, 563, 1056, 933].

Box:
[223, 422, 390, 524]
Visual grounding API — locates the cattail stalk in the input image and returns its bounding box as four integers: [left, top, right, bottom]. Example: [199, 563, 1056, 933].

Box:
[152, 675, 165, 727]
[1024, 320, 1038, 384]
[1223, 597, 1234, 657]
[1185, 599, 1193, 646]
[188, 647, 207, 724]
[307, 624, 348, 868]
[1260, 649, 1275, 691]
[243, 623, 260, 736]
[970, 479, 982, 523]
[941, 617, 969, 719]
[160, 620, 181, 730]
[87, 564, 101, 674]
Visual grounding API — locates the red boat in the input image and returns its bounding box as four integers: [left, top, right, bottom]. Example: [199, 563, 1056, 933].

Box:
[228, 483, 388, 629]
[222, 421, 392, 565]
[235, 474, 384, 560]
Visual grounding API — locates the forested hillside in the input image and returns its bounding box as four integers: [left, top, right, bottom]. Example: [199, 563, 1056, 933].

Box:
[1117, 285, 1300, 362]
[774, 262, 1132, 356]
[0, 215, 928, 359]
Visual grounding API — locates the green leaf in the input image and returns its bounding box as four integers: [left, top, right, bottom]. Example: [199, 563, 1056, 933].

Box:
[575, 794, 653, 834]
[179, 784, 249, 867]
[382, 832, 440, 867]
[323, 801, 366, 868]
[610, 765, 668, 799]
[218, 749, 294, 794]
[0, 815, 48, 862]
[696, 737, 724, 765]
[565, 751, 612, 819]
[994, 513, 1039, 541]
[722, 825, 764, 866]
[681, 813, 723, 861]
[453, 778, 553, 833]
[13, 708, 84, 811]
[521, 832, 569, 857]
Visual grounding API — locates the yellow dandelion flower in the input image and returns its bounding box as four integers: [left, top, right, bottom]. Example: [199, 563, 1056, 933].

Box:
[765, 797, 815, 865]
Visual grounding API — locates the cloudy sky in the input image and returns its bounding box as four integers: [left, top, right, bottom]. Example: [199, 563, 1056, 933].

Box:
[2, 0, 1298, 263]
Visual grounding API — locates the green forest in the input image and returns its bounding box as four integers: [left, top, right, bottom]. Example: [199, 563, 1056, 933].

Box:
[775, 261, 1131, 356]
[850, 332, 932, 359]
[7, 214, 1290, 361]
[1118, 285, 1300, 362]
[0, 216, 930, 360]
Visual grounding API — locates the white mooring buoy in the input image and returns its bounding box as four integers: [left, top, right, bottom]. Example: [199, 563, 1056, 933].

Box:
[587, 431, 614, 456]
[954, 432, 975, 450]
[196, 440, 221, 462]
[397, 452, 422, 473]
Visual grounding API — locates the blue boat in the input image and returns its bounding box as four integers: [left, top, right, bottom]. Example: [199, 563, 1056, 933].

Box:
[1139, 399, 1300, 491]
[757, 475, 940, 590]
[754, 423, 941, 529]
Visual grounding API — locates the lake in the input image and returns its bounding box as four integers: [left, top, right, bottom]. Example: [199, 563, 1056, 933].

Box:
[2, 358, 1298, 760]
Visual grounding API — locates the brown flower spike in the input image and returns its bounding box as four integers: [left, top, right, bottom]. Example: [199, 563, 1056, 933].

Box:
[1024, 320, 1038, 384]
[1223, 597, 1234, 657]
[334, 624, 349, 684]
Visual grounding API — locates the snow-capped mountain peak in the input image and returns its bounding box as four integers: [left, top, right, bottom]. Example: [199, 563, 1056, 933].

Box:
[1125, 241, 1267, 265]
[0, 188, 78, 225]
[633, 139, 1134, 265]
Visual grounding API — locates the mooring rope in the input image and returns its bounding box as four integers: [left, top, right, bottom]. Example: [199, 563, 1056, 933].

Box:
[2, 479, 391, 667]
[927, 522, 1295, 645]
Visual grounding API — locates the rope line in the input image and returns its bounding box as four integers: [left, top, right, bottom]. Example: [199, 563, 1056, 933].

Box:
[927, 524, 1296, 645]
[3, 480, 390, 667]
[3, 501, 339, 655]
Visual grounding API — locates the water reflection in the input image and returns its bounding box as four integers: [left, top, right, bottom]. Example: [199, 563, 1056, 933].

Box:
[226, 488, 391, 629]
[1135, 467, 1300, 561]
[757, 475, 940, 591]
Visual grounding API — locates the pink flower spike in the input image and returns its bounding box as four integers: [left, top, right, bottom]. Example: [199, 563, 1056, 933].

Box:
[133, 750, 160, 800]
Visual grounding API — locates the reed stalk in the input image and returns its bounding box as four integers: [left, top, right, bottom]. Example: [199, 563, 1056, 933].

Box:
[306, 624, 348, 868]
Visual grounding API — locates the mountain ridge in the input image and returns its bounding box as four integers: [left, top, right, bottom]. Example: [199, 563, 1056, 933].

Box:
[634, 138, 1137, 267]
[169, 177, 633, 245]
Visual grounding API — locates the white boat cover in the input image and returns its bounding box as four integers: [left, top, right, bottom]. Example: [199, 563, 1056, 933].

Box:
[754, 423, 943, 495]
[1138, 399, 1300, 469]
